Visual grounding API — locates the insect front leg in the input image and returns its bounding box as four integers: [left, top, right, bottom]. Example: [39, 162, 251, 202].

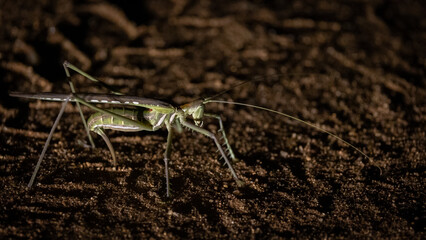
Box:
[179, 117, 243, 187]
[163, 122, 173, 197]
[204, 113, 237, 162]
[173, 118, 183, 134]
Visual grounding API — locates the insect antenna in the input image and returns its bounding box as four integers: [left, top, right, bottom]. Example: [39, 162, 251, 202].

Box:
[204, 99, 373, 162]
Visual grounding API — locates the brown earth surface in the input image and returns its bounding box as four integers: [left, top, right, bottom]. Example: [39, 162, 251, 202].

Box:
[0, 0, 425, 238]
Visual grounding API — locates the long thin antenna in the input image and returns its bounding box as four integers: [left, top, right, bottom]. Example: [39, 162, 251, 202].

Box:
[205, 99, 372, 162]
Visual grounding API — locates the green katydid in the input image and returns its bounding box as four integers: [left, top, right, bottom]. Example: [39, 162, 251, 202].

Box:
[10, 61, 372, 197]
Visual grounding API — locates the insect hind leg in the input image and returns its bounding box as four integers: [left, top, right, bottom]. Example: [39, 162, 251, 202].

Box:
[93, 127, 117, 166]
[63, 62, 96, 149]
[28, 97, 70, 188]
[62, 61, 129, 149]
[63, 61, 123, 95]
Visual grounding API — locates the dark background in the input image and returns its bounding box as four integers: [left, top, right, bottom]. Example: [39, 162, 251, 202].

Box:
[0, 0, 424, 238]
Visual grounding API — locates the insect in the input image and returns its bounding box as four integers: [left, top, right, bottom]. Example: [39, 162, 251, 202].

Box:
[10, 61, 372, 197]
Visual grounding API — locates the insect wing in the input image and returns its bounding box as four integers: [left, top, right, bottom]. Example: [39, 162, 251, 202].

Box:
[10, 92, 175, 114]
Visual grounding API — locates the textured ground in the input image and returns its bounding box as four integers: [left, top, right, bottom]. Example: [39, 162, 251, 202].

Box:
[0, 0, 425, 238]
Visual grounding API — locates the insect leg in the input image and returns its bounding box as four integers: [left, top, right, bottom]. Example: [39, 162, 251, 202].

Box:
[164, 122, 173, 197]
[63, 61, 123, 95]
[204, 113, 237, 161]
[93, 127, 117, 166]
[28, 96, 70, 188]
[179, 117, 243, 187]
[63, 62, 96, 149]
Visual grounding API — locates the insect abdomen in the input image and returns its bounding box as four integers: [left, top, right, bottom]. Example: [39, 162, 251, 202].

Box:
[88, 108, 149, 132]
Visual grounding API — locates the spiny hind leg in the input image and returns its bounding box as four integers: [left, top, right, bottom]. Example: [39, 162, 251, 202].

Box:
[93, 127, 117, 166]
[204, 113, 237, 162]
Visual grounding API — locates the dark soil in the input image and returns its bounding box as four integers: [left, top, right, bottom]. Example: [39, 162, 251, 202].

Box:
[0, 0, 424, 238]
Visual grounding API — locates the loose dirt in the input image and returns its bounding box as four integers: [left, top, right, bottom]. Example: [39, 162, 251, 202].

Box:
[0, 0, 424, 238]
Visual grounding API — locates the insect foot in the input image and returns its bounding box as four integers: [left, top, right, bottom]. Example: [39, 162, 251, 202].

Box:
[236, 179, 245, 187]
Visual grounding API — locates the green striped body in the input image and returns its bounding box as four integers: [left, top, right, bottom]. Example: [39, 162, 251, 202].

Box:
[87, 108, 162, 132]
